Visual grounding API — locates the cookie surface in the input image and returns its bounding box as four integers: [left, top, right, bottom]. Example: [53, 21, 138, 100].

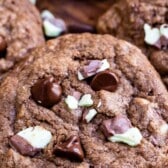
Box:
[0, 0, 44, 74]
[97, 0, 168, 86]
[1, 33, 168, 167]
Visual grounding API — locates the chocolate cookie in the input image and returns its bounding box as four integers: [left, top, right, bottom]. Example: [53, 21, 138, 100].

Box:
[0, 0, 44, 74]
[97, 0, 168, 87]
[1, 33, 168, 167]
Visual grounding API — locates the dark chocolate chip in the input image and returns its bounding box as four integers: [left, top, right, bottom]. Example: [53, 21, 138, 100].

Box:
[0, 36, 7, 58]
[68, 22, 96, 33]
[72, 91, 82, 101]
[31, 77, 62, 107]
[9, 135, 40, 157]
[0, 36, 7, 52]
[54, 135, 84, 162]
[79, 60, 102, 79]
[154, 36, 168, 50]
[101, 115, 132, 138]
[91, 71, 119, 92]
[165, 11, 168, 22]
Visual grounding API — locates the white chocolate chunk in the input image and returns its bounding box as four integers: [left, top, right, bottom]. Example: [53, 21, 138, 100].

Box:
[144, 23, 160, 45]
[108, 127, 142, 146]
[65, 95, 78, 109]
[85, 109, 97, 123]
[160, 124, 168, 135]
[43, 20, 63, 37]
[78, 94, 93, 107]
[97, 59, 110, 72]
[41, 10, 55, 19]
[29, 0, 36, 4]
[160, 24, 168, 38]
[77, 71, 85, 80]
[97, 101, 102, 108]
[17, 126, 52, 148]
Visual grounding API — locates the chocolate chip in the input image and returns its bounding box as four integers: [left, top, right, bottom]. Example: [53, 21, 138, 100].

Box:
[68, 22, 96, 33]
[154, 36, 168, 50]
[165, 11, 168, 22]
[31, 77, 62, 107]
[0, 36, 7, 52]
[78, 59, 110, 80]
[90, 71, 118, 92]
[54, 135, 84, 162]
[101, 115, 132, 138]
[80, 60, 102, 79]
[72, 91, 82, 101]
[0, 36, 7, 58]
[9, 135, 40, 156]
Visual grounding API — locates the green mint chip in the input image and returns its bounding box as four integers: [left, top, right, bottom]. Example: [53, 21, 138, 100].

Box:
[108, 127, 142, 147]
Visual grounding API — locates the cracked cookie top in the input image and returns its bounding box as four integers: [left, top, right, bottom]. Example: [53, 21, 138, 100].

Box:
[1, 33, 168, 168]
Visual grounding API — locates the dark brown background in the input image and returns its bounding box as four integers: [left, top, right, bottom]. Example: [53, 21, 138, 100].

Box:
[37, 0, 115, 33]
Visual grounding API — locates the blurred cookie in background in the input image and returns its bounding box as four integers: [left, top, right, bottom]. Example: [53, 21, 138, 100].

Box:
[0, 0, 44, 75]
[37, 0, 115, 36]
[97, 0, 168, 87]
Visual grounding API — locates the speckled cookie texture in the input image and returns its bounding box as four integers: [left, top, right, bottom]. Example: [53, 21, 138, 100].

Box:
[1, 33, 168, 168]
[97, 0, 168, 87]
[0, 0, 44, 74]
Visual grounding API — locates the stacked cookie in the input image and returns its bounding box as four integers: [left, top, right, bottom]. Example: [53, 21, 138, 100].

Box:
[0, 0, 168, 168]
